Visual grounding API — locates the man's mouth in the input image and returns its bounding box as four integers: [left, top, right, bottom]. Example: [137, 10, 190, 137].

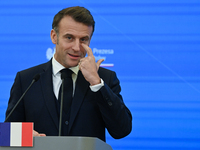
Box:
[68, 53, 80, 59]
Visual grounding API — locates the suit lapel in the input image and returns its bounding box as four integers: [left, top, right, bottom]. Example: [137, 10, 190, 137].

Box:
[40, 60, 59, 130]
[68, 71, 89, 132]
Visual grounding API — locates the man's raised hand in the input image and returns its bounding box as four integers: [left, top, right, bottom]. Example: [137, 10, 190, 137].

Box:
[79, 43, 104, 85]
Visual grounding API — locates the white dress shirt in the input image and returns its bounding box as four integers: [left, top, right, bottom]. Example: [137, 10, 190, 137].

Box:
[52, 56, 104, 99]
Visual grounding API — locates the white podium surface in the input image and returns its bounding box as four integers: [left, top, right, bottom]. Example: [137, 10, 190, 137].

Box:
[0, 136, 113, 150]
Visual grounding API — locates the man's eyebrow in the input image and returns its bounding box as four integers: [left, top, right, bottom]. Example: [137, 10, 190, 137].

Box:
[63, 33, 74, 37]
[81, 36, 90, 39]
[63, 33, 90, 39]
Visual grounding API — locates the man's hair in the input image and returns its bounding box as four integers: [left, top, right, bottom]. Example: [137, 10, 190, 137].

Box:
[52, 6, 95, 36]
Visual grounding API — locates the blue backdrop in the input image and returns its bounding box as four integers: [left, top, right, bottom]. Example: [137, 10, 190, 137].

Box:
[0, 0, 200, 149]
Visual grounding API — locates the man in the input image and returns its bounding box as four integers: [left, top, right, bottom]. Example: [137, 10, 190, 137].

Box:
[5, 6, 132, 141]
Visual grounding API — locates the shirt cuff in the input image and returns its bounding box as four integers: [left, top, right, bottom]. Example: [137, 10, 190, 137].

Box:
[90, 79, 104, 92]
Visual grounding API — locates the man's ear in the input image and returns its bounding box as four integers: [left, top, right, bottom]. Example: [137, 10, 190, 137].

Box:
[50, 29, 57, 44]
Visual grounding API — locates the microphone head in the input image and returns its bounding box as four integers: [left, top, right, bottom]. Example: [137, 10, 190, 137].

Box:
[33, 74, 40, 82]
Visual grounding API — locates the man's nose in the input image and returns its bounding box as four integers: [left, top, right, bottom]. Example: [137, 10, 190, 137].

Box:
[72, 39, 81, 51]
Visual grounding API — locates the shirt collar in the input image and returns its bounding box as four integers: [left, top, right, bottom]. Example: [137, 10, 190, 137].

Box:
[52, 56, 79, 76]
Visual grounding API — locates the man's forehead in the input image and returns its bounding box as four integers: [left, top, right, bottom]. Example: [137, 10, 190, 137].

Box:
[58, 16, 93, 36]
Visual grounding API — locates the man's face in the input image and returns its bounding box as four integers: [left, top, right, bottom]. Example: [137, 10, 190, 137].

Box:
[51, 16, 93, 68]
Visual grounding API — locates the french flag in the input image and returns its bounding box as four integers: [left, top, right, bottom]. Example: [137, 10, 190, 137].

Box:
[0, 122, 33, 147]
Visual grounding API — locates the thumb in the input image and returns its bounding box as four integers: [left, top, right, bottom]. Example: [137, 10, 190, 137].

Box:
[96, 59, 104, 69]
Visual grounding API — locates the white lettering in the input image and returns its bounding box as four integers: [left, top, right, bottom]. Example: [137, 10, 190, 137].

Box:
[93, 48, 114, 54]
[94, 55, 106, 61]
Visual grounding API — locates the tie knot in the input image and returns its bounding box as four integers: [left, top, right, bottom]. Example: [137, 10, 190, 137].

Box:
[60, 68, 73, 79]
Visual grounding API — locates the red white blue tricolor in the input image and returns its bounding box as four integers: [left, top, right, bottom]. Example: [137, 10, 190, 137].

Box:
[0, 122, 33, 147]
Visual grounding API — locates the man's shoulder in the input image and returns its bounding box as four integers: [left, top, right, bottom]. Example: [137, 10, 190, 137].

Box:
[18, 60, 51, 78]
[98, 67, 116, 74]
[98, 67, 117, 79]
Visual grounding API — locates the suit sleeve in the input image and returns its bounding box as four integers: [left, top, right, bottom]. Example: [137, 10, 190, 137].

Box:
[97, 71, 132, 139]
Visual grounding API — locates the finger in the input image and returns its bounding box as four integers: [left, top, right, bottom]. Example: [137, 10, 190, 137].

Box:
[33, 130, 46, 137]
[81, 43, 93, 56]
[96, 59, 104, 68]
[78, 62, 81, 70]
[79, 57, 86, 62]
[33, 130, 39, 137]
[39, 133, 46, 137]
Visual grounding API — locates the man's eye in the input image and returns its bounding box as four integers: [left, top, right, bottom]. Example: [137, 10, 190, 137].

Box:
[67, 37, 72, 40]
[81, 38, 88, 42]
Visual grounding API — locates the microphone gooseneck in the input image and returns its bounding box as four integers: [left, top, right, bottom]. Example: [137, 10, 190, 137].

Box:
[5, 74, 40, 122]
[59, 71, 66, 136]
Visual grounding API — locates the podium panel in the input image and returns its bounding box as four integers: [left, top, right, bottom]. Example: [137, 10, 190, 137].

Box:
[0, 136, 113, 150]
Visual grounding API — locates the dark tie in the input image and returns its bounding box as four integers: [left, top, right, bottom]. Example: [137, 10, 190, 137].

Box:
[58, 68, 73, 115]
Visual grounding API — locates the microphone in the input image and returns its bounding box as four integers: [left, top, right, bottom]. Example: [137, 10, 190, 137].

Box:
[58, 72, 67, 136]
[5, 74, 40, 122]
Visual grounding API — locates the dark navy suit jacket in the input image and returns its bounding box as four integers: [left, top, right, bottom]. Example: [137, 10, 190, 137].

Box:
[6, 60, 132, 141]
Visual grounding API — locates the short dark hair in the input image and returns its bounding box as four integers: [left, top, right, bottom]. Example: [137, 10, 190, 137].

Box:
[52, 6, 95, 36]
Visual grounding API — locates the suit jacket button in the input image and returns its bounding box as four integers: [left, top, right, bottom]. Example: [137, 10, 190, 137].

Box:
[65, 121, 69, 125]
[108, 101, 112, 106]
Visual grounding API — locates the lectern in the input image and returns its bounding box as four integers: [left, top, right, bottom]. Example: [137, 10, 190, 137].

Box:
[0, 136, 113, 150]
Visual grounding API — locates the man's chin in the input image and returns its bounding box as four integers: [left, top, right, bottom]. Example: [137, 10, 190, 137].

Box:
[68, 62, 79, 68]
